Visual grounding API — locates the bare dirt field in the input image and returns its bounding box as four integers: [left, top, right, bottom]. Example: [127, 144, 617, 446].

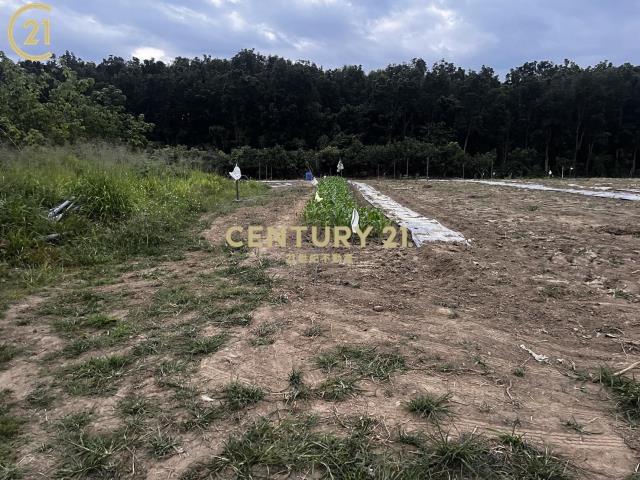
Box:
[2, 179, 639, 479]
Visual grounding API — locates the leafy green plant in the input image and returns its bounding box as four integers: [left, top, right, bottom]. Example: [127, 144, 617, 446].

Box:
[303, 177, 390, 237]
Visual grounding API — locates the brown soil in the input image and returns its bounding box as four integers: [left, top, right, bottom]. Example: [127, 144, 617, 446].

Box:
[197, 179, 640, 479]
[2, 180, 639, 479]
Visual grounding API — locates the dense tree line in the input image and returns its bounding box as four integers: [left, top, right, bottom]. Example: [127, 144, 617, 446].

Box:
[0, 53, 151, 149]
[4, 49, 640, 177]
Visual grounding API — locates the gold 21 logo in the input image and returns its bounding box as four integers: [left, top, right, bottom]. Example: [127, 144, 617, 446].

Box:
[7, 3, 52, 61]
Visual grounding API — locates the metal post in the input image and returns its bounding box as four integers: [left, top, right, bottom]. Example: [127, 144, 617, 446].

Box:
[235, 180, 240, 201]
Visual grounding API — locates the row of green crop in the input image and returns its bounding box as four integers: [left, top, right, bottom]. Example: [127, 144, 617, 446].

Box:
[0, 146, 266, 270]
[303, 177, 390, 236]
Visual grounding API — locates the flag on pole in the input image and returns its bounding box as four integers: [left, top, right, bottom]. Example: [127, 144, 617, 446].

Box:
[315, 191, 323, 202]
[311, 177, 318, 187]
[350, 208, 359, 233]
[229, 164, 241, 181]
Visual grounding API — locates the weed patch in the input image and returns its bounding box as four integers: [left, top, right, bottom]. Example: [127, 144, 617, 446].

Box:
[406, 393, 452, 422]
[250, 321, 282, 346]
[59, 355, 133, 396]
[183, 334, 229, 357]
[25, 384, 55, 409]
[599, 368, 640, 423]
[148, 428, 182, 459]
[53, 412, 131, 479]
[315, 345, 405, 380]
[0, 391, 26, 477]
[316, 377, 359, 401]
[184, 416, 575, 479]
[221, 382, 265, 411]
[302, 324, 324, 337]
[0, 344, 20, 368]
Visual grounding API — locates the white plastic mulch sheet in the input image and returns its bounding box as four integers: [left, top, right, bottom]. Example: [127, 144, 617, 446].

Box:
[350, 181, 467, 247]
[260, 181, 294, 188]
[464, 180, 640, 201]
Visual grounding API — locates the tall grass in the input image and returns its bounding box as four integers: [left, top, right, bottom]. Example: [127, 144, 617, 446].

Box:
[0, 144, 266, 271]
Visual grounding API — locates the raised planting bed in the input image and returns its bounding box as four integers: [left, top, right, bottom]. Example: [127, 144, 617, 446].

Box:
[303, 177, 390, 236]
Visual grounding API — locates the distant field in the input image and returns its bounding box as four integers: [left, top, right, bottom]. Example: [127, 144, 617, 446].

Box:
[1, 175, 639, 479]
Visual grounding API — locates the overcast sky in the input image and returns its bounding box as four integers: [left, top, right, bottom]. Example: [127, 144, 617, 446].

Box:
[1, 0, 639, 75]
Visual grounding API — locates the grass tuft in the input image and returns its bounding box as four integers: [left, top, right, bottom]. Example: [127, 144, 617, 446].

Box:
[118, 394, 157, 418]
[148, 428, 182, 458]
[25, 384, 55, 409]
[599, 367, 640, 423]
[221, 382, 265, 411]
[54, 423, 128, 479]
[406, 393, 452, 421]
[316, 377, 359, 401]
[183, 334, 229, 357]
[250, 322, 281, 346]
[59, 355, 132, 396]
[287, 368, 310, 401]
[0, 344, 20, 369]
[315, 345, 405, 380]
[0, 390, 26, 477]
[302, 324, 324, 338]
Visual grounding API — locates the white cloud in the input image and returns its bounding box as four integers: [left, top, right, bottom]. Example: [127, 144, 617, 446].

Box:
[260, 28, 277, 42]
[227, 10, 247, 30]
[159, 3, 215, 24]
[132, 46, 170, 62]
[9, 0, 637, 74]
[295, 0, 341, 5]
[54, 8, 138, 42]
[0, 0, 21, 9]
[209, 0, 241, 6]
[366, 2, 497, 60]
[293, 38, 316, 52]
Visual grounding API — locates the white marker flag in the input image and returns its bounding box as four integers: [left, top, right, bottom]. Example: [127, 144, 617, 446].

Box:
[350, 208, 359, 233]
[337, 160, 344, 172]
[229, 164, 241, 181]
[315, 191, 323, 202]
[311, 177, 318, 187]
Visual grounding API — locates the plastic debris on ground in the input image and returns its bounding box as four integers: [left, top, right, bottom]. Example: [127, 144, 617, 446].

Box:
[463, 180, 640, 201]
[349, 181, 468, 247]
